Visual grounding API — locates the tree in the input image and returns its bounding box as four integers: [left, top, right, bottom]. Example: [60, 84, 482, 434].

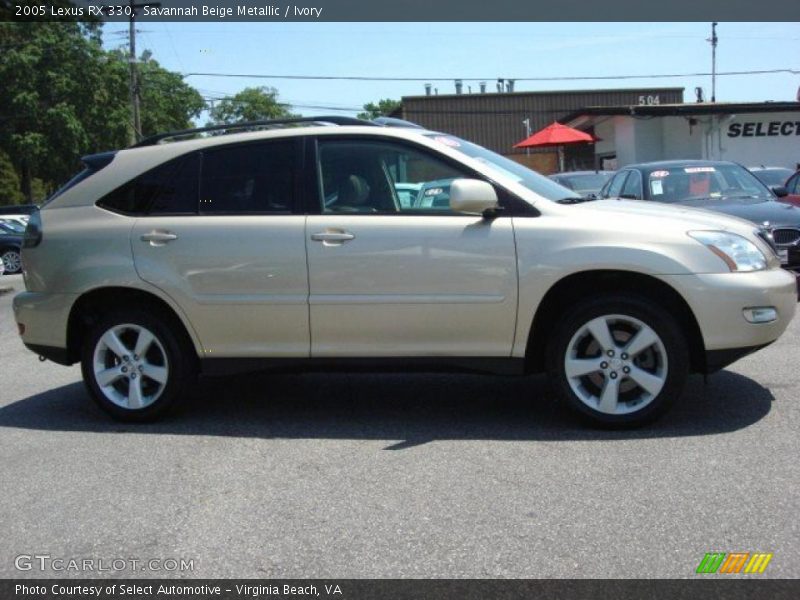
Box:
[0, 151, 24, 206]
[208, 87, 296, 125]
[357, 99, 401, 121]
[100, 48, 205, 142]
[0, 22, 104, 200]
[0, 22, 204, 201]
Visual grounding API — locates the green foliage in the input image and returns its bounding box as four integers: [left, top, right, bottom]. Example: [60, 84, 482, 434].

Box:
[139, 55, 205, 135]
[208, 87, 297, 124]
[0, 22, 205, 201]
[0, 151, 24, 205]
[357, 99, 401, 121]
[30, 178, 50, 203]
[100, 49, 205, 141]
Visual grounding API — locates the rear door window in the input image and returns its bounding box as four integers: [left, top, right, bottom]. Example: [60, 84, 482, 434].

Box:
[199, 141, 297, 214]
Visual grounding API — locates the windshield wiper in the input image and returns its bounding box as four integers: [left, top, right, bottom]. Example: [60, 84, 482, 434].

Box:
[554, 196, 585, 204]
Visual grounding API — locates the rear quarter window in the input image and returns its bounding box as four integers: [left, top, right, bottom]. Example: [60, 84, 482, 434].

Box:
[97, 153, 199, 216]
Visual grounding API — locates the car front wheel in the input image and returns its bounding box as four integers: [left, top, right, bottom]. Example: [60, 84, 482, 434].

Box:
[81, 309, 195, 421]
[547, 296, 689, 427]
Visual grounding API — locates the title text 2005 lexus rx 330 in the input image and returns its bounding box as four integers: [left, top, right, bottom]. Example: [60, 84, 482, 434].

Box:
[13, 117, 797, 426]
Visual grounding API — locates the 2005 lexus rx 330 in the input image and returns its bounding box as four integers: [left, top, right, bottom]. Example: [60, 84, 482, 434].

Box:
[13, 117, 797, 426]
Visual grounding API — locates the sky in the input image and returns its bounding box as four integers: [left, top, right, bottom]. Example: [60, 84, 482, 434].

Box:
[101, 22, 800, 123]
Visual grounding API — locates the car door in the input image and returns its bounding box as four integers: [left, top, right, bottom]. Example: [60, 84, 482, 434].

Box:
[305, 136, 518, 357]
[129, 140, 310, 357]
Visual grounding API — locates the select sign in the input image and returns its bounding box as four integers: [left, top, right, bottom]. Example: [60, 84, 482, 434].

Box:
[727, 121, 800, 137]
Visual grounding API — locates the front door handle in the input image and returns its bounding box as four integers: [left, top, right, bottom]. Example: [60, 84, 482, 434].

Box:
[311, 231, 355, 243]
[140, 231, 178, 245]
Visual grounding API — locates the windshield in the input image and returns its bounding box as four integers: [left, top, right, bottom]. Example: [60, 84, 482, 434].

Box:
[645, 163, 774, 204]
[0, 220, 26, 233]
[425, 134, 580, 202]
[750, 168, 793, 187]
[559, 173, 613, 194]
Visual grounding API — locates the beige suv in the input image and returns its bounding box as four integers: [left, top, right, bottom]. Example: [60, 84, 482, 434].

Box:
[13, 118, 798, 426]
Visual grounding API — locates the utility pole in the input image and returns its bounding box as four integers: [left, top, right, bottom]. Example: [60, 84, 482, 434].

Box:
[128, 1, 140, 145]
[522, 118, 531, 157]
[709, 22, 718, 103]
[106, 0, 160, 144]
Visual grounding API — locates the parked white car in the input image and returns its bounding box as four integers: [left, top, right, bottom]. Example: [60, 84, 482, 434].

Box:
[13, 118, 797, 426]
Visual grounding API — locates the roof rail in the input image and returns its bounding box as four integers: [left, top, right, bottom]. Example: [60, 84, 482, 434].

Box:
[372, 116, 424, 129]
[131, 116, 378, 148]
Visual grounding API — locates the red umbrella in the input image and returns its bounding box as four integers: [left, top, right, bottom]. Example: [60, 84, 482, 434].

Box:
[514, 122, 599, 172]
[514, 121, 598, 148]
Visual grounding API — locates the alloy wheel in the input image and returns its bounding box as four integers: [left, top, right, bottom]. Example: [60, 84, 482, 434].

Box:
[92, 323, 169, 410]
[1, 250, 21, 273]
[564, 314, 668, 415]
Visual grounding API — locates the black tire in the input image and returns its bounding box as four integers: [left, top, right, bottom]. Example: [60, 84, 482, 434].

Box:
[546, 295, 689, 428]
[80, 308, 196, 422]
[1, 248, 22, 274]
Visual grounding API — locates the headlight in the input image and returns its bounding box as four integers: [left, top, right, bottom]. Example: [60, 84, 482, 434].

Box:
[688, 231, 767, 272]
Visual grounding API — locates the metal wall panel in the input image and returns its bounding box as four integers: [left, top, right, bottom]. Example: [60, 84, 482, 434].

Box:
[400, 88, 684, 156]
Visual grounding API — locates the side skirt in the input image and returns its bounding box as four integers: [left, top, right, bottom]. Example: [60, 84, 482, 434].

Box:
[201, 357, 526, 377]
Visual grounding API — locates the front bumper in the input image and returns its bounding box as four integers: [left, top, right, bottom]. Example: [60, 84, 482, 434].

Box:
[705, 343, 772, 373]
[661, 268, 797, 353]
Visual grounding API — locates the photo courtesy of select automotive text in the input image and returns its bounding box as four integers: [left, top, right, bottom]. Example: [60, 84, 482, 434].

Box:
[1, 0, 800, 598]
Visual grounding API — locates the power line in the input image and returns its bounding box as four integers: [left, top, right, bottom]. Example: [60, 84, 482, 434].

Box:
[200, 94, 362, 112]
[101, 28, 800, 41]
[183, 68, 800, 83]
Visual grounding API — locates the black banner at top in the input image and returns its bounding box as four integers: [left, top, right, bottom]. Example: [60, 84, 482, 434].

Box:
[3, 0, 800, 22]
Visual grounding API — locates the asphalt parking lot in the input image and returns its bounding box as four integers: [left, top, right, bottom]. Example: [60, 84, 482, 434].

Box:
[1, 272, 798, 579]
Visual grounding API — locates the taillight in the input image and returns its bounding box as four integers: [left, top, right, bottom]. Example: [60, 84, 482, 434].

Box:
[23, 210, 42, 248]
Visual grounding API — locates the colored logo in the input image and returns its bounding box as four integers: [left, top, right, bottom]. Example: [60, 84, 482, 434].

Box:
[696, 552, 773, 574]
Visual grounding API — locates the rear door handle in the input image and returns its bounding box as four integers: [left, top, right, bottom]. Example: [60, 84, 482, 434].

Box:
[140, 231, 178, 245]
[311, 232, 355, 243]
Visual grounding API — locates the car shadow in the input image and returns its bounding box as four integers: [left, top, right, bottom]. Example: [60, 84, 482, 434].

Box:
[0, 370, 775, 448]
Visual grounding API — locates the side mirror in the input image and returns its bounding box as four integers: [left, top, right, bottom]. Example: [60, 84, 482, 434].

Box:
[771, 185, 789, 198]
[449, 179, 499, 216]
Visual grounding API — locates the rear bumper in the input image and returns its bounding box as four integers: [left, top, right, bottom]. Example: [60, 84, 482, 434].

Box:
[24, 343, 73, 366]
[13, 291, 76, 355]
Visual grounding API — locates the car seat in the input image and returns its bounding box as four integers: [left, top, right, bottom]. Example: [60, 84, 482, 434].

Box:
[334, 174, 374, 212]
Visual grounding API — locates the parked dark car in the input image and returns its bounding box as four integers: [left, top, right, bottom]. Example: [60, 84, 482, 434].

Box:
[0, 227, 23, 274]
[598, 160, 800, 272]
[781, 170, 800, 208]
[548, 170, 614, 200]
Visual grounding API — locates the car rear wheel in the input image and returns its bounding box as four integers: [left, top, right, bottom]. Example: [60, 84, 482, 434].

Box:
[1, 248, 21, 274]
[81, 309, 195, 421]
[547, 295, 689, 427]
